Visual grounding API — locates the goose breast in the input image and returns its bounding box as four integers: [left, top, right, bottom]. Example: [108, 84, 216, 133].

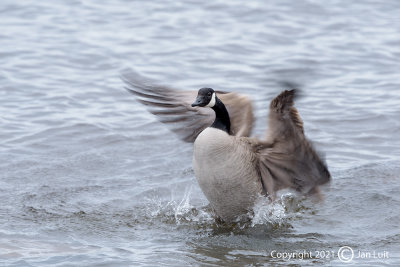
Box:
[193, 127, 264, 222]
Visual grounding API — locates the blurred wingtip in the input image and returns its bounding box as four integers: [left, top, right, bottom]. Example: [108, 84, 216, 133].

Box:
[120, 68, 143, 84]
[277, 80, 304, 100]
[277, 80, 302, 90]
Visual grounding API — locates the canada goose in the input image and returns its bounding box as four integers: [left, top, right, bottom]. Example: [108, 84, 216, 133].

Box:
[122, 70, 330, 222]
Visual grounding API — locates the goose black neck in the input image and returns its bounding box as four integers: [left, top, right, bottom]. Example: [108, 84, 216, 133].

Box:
[211, 97, 231, 134]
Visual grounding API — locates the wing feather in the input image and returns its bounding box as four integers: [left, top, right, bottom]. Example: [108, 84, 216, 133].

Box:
[121, 69, 254, 142]
[253, 90, 330, 198]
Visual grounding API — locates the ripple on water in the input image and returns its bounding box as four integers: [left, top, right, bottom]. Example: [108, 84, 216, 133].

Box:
[1, 0, 400, 265]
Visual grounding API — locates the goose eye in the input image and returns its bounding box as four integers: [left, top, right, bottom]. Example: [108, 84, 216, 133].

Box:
[208, 92, 212, 96]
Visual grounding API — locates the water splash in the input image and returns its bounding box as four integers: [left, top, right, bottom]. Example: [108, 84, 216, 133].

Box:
[142, 187, 308, 233]
[250, 192, 299, 227]
[173, 186, 215, 225]
[174, 185, 193, 224]
[143, 187, 214, 226]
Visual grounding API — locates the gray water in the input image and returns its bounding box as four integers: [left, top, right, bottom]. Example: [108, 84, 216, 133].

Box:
[1, 0, 400, 266]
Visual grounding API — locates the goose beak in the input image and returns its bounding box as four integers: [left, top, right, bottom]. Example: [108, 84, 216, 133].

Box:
[191, 96, 203, 107]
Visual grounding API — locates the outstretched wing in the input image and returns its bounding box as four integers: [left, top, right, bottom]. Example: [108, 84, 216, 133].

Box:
[254, 89, 330, 197]
[121, 69, 254, 142]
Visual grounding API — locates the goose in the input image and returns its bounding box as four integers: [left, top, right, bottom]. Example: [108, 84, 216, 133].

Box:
[122, 70, 330, 222]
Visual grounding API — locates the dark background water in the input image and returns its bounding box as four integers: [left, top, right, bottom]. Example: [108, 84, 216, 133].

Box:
[1, 0, 400, 266]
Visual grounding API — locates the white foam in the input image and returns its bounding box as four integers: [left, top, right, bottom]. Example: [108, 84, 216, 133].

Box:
[250, 192, 296, 227]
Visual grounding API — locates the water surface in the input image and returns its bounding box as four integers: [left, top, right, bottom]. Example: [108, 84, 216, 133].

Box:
[1, 0, 400, 266]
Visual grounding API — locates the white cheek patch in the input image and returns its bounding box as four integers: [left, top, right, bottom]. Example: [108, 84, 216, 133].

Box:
[206, 92, 216, 107]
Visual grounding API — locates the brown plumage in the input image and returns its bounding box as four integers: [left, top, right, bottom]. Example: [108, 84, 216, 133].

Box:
[121, 69, 254, 142]
[122, 70, 330, 222]
[254, 90, 330, 198]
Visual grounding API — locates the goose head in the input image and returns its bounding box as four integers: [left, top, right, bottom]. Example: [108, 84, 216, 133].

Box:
[191, 88, 216, 108]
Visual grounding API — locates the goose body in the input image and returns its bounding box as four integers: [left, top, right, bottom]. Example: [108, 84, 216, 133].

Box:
[122, 69, 331, 222]
[193, 128, 263, 221]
